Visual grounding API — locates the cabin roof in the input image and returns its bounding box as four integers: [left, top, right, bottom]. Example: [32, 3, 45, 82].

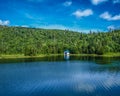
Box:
[64, 50, 70, 52]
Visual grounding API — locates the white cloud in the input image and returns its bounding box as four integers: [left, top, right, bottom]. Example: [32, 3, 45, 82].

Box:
[100, 12, 111, 20]
[107, 25, 115, 30]
[36, 24, 99, 33]
[100, 12, 120, 21]
[25, 13, 34, 19]
[63, 1, 72, 7]
[107, 25, 120, 30]
[0, 19, 10, 25]
[21, 25, 29, 28]
[72, 9, 93, 18]
[113, 0, 120, 3]
[38, 24, 67, 30]
[25, 13, 42, 21]
[91, 0, 108, 5]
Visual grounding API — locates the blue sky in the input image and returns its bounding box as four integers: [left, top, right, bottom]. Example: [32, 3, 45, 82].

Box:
[0, 0, 120, 32]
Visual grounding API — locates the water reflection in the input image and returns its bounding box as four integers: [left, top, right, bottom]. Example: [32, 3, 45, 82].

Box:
[64, 55, 70, 60]
[0, 55, 120, 65]
[0, 56, 120, 96]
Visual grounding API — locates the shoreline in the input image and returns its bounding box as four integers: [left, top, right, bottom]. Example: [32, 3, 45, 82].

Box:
[0, 53, 120, 59]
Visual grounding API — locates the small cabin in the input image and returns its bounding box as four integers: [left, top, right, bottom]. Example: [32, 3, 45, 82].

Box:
[64, 50, 70, 55]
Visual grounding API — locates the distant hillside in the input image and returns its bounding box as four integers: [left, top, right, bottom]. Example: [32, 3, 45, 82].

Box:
[0, 26, 120, 56]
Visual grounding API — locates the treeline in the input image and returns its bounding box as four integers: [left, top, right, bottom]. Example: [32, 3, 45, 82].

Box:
[0, 25, 120, 56]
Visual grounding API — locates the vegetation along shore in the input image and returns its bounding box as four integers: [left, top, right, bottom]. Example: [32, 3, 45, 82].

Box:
[0, 25, 120, 59]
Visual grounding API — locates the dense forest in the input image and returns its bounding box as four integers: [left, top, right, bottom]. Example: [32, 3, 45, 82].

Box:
[0, 25, 120, 56]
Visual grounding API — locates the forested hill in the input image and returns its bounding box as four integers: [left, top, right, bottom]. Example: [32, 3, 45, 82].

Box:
[0, 25, 120, 56]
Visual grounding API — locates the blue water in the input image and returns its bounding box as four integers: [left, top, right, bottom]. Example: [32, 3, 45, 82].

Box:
[0, 56, 120, 96]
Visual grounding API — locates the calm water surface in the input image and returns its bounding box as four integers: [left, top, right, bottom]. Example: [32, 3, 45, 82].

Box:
[0, 56, 120, 96]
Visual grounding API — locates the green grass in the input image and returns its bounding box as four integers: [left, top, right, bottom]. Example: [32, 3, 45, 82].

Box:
[0, 54, 64, 59]
[0, 54, 45, 59]
[0, 53, 120, 59]
[71, 53, 120, 57]
[102, 52, 120, 57]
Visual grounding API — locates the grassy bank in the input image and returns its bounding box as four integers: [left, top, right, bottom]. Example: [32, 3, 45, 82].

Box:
[70, 53, 120, 57]
[0, 53, 120, 59]
[0, 54, 64, 59]
[102, 52, 120, 57]
[0, 54, 45, 59]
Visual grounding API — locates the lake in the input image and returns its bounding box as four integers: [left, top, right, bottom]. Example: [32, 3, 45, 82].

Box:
[0, 56, 120, 96]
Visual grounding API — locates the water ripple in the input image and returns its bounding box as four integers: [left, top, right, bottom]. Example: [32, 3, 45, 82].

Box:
[0, 59, 120, 96]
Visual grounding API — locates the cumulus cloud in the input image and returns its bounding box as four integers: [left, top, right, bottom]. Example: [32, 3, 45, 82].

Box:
[72, 9, 93, 18]
[0, 19, 10, 25]
[63, 1, 72, 7]
[91, 0, 108, 5]
[100, 12, 120, 21]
